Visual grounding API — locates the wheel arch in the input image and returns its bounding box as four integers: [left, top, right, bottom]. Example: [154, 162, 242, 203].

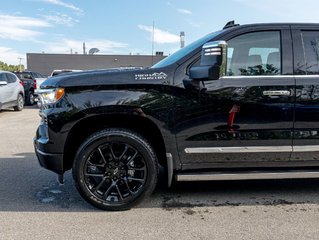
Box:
[63, 113, 169, 172]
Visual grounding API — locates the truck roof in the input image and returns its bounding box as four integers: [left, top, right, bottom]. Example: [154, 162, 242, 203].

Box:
[222, 22, 319, 31]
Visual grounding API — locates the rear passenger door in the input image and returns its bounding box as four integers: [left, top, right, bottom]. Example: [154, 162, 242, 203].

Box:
[292, 26, 319, 162]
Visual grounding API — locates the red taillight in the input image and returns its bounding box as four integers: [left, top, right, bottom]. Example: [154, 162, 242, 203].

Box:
[19, 80, 24, 87]
[33, 79, 37, 89]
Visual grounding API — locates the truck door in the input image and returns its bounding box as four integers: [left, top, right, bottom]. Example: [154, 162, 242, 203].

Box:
[175, 29, 295, 169]
[291, 27, 319, 163]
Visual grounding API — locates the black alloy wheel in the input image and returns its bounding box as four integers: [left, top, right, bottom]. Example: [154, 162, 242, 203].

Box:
[73, 129, 159, 211]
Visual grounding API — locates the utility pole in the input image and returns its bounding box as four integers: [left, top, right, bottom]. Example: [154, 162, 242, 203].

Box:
[83, 42, 86, 55]
[18, 57, 24, 72]
[180, 31, 185, 48]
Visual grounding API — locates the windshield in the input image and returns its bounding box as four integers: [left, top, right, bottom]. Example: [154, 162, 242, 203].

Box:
[152, 30, 222, 68]
[16, 73, 32, 80]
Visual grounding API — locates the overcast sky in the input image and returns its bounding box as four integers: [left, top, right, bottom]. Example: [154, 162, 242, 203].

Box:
[1, 0, 319, 67]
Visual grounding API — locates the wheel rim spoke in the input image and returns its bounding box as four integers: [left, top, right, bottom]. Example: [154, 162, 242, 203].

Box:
[119, 146, 128, 162]
[98, 147, 107, 164]
[129, 166, 146, 171]
[124, 178, 134, 195]
[103, 182, 115, 199]
[127, 177, 145, 183]
[126, 151, 138, 166]
[109, 144, 117, 160]
[115, 184, 124, 200]
[85, 173, 104, 177]
[93, 177, 108, 193]
[87, 160, 105, 168]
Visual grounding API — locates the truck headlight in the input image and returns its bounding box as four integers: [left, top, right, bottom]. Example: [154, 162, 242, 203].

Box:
[38, 88, 65, 105]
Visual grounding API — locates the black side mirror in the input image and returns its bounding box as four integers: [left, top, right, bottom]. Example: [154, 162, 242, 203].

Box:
[190, 41, 227, 81]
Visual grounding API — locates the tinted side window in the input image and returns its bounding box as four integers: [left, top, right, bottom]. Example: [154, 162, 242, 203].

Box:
[226, 31, 281, 76]
[25, 73, 33, 79]
[300, 31, 319, 75]
[6, 73, 17, 83]
[0, 73, 6, 81]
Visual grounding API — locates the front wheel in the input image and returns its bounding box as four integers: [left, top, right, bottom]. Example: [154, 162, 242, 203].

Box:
[73, 128, 159, 211]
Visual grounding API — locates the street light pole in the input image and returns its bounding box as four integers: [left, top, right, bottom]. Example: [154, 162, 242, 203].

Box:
[18, 57, 24, 72]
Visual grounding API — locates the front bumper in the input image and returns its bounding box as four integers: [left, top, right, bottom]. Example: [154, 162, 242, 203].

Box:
[34, 124, 64, 174]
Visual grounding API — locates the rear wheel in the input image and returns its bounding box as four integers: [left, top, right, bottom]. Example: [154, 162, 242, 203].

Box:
[25, 91, 35, 105]
[73, 128, 159, 211]
[13, 94, 24, 111]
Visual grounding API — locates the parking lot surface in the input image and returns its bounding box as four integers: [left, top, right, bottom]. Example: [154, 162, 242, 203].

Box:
[1, 107, 319, 239]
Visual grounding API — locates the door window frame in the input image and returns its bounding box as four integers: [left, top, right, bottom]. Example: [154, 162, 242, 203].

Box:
[226, 31, 282, 76]
[291, 27, 319, 75]
[222, 28, 293, 77]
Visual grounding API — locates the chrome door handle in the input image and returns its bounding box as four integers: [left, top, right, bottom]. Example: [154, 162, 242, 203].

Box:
[263, 90, 291, 96]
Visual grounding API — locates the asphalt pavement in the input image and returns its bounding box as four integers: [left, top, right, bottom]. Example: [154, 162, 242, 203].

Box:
[1, 106, 319, 240]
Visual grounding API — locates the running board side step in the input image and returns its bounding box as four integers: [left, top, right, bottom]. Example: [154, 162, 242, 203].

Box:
[176, 170, 319, 182]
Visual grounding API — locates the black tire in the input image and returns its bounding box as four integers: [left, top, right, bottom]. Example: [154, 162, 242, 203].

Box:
[13, 94, 24, 111]
[73, 128, 159, 211]
[25, 91, 35, 106]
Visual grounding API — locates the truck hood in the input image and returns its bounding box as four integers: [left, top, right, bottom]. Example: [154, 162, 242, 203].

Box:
[40, 67, 172, 89]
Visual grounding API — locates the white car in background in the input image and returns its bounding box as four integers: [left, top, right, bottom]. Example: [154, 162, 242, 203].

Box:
[0, 71, 24, 111]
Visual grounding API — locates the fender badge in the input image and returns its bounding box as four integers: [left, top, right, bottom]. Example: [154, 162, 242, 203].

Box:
[135, 72, 168, 80]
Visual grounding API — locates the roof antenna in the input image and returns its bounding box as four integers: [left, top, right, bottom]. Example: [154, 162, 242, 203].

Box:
[223, 20, 240, 29]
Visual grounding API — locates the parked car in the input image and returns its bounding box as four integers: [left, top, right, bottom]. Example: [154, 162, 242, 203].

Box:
[0, 71, 24, 111]
[34, 21, 319, 211]
[14, 71, 46, 105]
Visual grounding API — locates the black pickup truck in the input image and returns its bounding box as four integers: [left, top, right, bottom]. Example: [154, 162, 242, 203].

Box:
[14, 71, 46, 105]
[34, 22, 319, 210]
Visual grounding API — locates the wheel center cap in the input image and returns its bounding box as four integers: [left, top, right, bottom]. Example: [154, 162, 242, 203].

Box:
[113, 168, 119, 175]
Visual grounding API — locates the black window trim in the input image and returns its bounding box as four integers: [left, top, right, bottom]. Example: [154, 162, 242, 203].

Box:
[292, 28, 319, 75]
[221, 27, 293, 76]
